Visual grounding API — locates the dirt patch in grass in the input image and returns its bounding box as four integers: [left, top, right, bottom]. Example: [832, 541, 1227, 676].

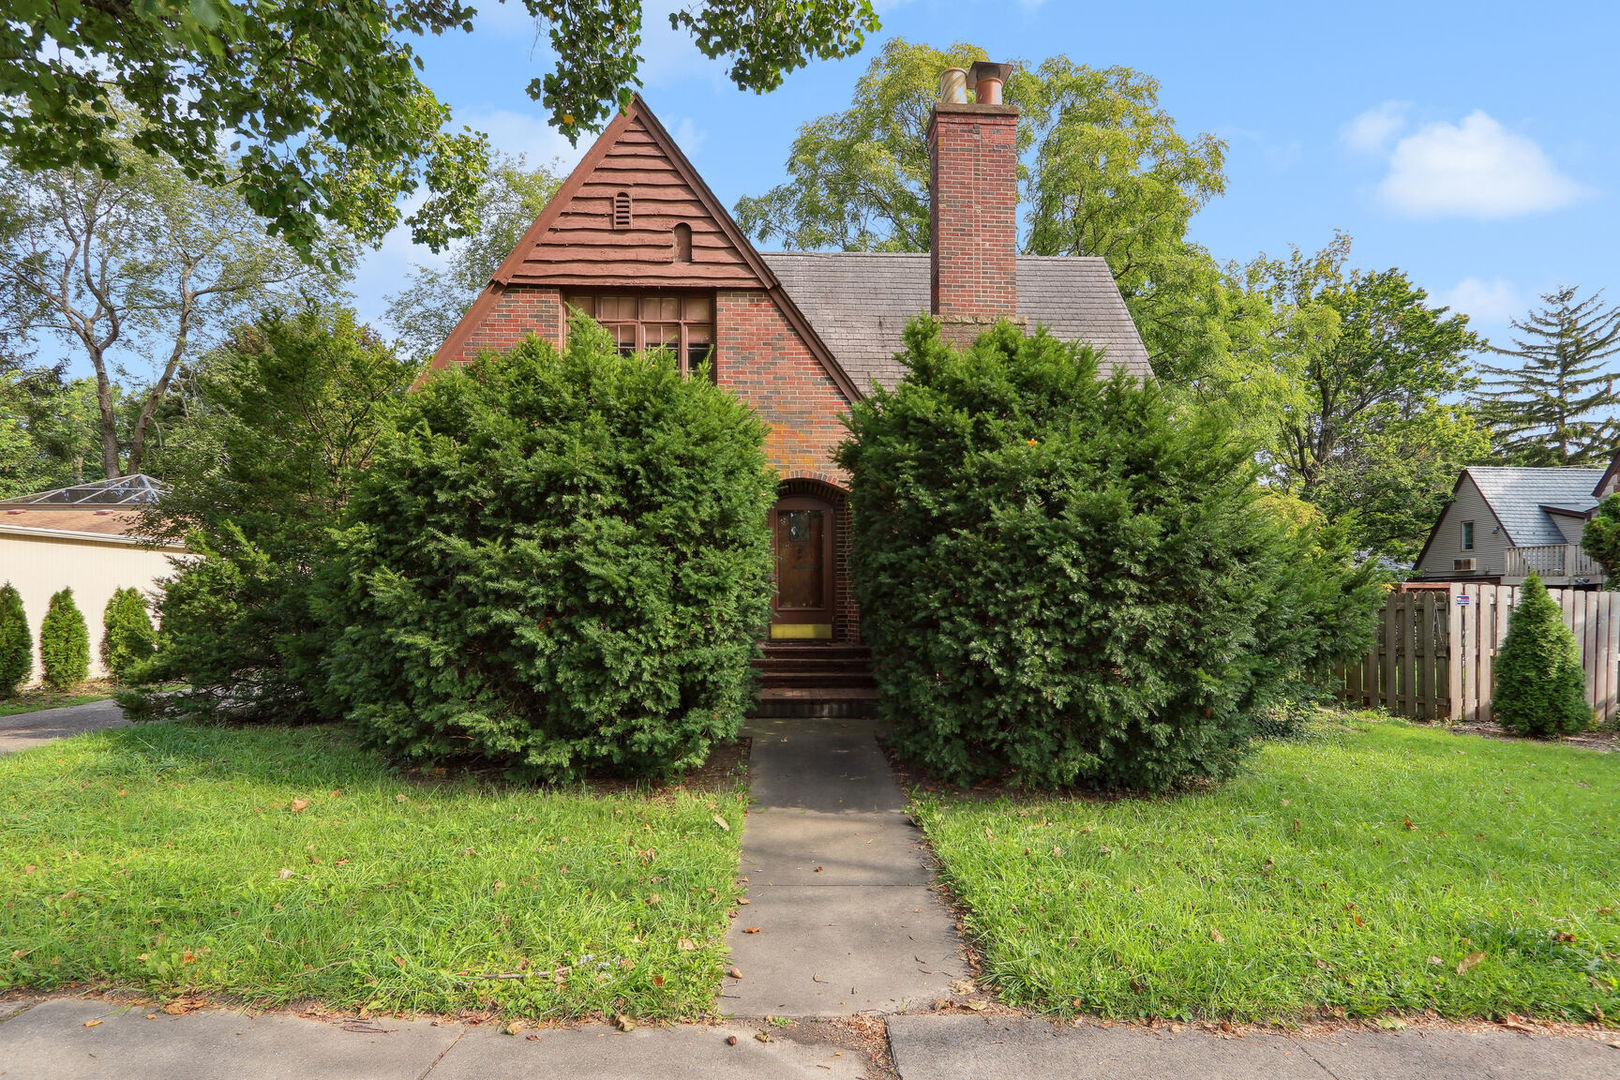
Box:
[1437, 720, 1617, 752]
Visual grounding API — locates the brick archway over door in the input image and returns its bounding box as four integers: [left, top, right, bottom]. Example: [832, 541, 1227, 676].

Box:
[773, 477, 858, 643]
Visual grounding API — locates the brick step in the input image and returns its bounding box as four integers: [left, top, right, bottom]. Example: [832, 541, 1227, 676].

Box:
[757, 670, 878, 690]
[752, 657, 875, 674]
[748, 686, 879, 720]
[755, 647, 872, 664]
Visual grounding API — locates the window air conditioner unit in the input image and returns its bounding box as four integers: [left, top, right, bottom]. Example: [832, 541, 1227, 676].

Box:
[1453, 558, 1476, 572]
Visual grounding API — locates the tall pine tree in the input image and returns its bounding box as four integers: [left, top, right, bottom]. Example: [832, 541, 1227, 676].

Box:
[1476, 287, 1620, 465]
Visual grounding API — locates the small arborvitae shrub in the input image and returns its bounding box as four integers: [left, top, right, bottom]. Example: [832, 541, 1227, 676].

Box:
[100, 587, 157, 682]
[0, 582, 30, 696]
[1493, 573, 1591, 737]
[326, 320, 776, 780]
[836, 319, 1381, 792]
[39, 588, 90, 690]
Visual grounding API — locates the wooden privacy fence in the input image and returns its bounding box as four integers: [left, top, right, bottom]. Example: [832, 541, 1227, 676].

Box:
[1339, 583, 1620, 725]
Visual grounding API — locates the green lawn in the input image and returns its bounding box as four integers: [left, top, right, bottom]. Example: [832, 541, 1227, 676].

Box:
[913, 715, 1619, 1023]
[0, 723, 745, 1020]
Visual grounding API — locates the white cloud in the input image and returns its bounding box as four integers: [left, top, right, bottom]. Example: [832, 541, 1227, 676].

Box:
[456, 107, 584, 171]
[1377, 111, 1586, 219]
[1437, 276, 1524, 325]
[671, 118, 709, 157]
[1341, 101, 1409, 155]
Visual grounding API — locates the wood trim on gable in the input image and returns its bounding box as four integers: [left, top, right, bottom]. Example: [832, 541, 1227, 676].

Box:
[431, 95, 863, 402]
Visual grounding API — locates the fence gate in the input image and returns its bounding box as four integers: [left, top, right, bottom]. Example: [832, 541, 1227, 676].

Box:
[1338, 583, 1620, 725]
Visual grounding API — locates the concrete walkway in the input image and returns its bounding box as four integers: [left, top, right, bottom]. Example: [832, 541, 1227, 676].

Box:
[886, 1014, 1620, 1080]
[0, 699, 126, 755]
[722, 717, 967, 1017]
[6, 998, 1617, 1079]
[0, 998, 868, 1080]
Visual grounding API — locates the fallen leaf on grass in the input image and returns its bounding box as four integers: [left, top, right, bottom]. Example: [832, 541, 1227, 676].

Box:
[277, 868, 296, 880]
[289, 798, 310, 814]
[1427, 956, 1443, 966]
[677, 938, 697, 952]
[1457, 952, 1486, 974]
[712, 815, 730, 832]
[644, 894, 661, 906]
[743, 927, 761, 934]
[652, 975, 665, 987]
[83, 1019, 102, 1028]
[1209, 929, 1225, 944]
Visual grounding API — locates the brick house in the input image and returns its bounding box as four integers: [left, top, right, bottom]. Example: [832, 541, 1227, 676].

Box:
[428, 63, 1150, 711]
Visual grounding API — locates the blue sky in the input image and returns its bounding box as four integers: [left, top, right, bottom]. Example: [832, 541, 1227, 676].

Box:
[350, 0, 1620, 353]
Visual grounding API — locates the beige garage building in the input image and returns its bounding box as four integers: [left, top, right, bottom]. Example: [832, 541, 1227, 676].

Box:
[0, 476, 185, 682]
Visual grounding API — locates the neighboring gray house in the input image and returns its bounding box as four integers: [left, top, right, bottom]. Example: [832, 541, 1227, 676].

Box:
[1412, 466, 1607, 586]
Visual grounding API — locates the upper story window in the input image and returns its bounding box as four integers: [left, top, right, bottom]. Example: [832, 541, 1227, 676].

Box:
[1461, 520, 1475, 550]
[568, 293, 714, 377]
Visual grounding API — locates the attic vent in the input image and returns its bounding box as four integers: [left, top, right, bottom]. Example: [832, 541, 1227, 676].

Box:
[612, 191, 632, 230]
[673, 222, 692, 263]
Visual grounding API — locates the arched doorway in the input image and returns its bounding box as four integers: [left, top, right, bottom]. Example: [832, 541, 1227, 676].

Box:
[770, 493, 836, 639]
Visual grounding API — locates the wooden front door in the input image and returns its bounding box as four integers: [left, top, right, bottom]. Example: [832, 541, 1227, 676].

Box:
[771, 496, 834, 639]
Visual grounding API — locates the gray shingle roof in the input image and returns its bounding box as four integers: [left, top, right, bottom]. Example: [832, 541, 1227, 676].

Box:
[1467, 466, 1605, 546]
[761, 252, 1153, 393]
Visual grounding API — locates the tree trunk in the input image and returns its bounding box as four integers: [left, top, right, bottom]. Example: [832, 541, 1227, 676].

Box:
[87, 345, 122, 478]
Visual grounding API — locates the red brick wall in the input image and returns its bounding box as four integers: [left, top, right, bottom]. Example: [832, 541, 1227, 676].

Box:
[437, 284, 563, 365]
[929, 103, 1020, 331]
[716, 289, 851, 485]
[716, 290, 859, 641]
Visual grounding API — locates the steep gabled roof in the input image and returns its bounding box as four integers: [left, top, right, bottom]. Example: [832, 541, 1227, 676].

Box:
[762, 252, 1153, 392]
[1468, 466, 1604, 546]
[432, 96, 860, 403]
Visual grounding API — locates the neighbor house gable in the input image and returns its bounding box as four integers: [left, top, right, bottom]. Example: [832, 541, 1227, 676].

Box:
[1413, 471, 1511, 578]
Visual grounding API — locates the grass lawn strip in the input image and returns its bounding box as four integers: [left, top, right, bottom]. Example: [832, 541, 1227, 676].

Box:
[0, 683, 114, 718]
[913, 715, 1619, 1023]
[0, 723, 744, 1020]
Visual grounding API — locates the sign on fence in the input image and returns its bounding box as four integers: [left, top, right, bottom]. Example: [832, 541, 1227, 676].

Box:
[1338, 583, 1620, 725]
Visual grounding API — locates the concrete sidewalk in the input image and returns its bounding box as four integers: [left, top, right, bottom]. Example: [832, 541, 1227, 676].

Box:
[6, 998, 1618, 1080]
[723, 717, 967, 1017]
[0, 699, 126, 755]
[0, 998, 870, 1080]
[886, 1014, 1620, 1080]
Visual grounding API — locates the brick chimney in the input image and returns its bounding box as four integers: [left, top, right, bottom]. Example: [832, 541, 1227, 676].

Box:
[929, 61, 1021, 342]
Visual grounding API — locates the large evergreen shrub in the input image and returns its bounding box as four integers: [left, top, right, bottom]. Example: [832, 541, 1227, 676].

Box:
[326, 321, 775, 779]
[1493, 573, 1590, 736]
[0, 583, 30, 696]
[837, 320, 1380, 792]
[130, 305, 416, 719]
[100, 587, 156, 682]
[39, 588, 90, 690]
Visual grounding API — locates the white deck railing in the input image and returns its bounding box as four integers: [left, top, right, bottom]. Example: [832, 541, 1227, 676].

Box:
[1503, 543, 1606, 583]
